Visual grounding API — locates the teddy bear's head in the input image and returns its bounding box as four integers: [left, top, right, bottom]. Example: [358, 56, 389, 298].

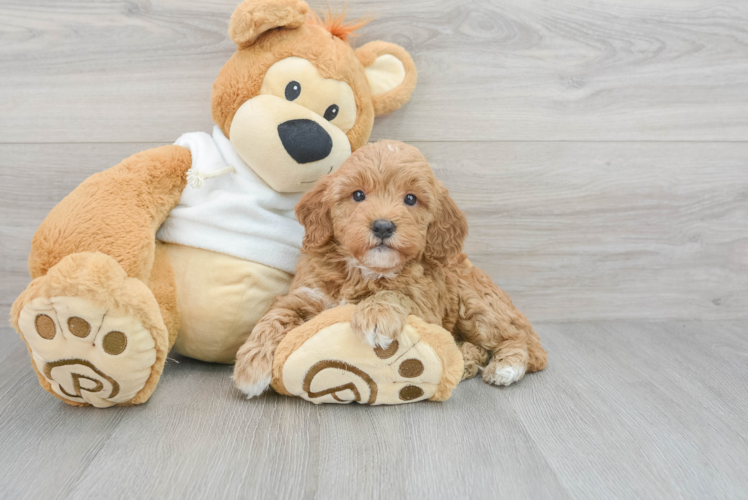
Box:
[211, 0, 417, 193]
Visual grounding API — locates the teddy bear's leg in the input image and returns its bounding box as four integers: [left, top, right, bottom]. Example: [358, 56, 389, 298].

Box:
[9, 145, 191, 407]
[10, 251, 172, 407]
[271, 306, 465, 405]
[27, 145, 191, 283]
[146, 242, 181, 350]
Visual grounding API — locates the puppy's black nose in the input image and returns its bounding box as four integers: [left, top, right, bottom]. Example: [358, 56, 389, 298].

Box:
[371, 219, 396, 240]
[277, 119, 333, 164]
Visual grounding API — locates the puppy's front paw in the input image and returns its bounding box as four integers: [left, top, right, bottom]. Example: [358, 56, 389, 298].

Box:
[482, 360, 527, 387]
[235, 372, 271, 399]
[350, 305, 406, 349]
[233, 342, 273, 399]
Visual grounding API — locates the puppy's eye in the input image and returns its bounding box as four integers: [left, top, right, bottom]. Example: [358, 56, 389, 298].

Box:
[352, 190, 366, 202]
[404, 194, 417, 206]
[285, 81, 301, 101]
[324, 104, 339, 121]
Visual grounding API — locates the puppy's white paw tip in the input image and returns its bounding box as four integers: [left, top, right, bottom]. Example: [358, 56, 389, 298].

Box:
[486, 365, 526, 387]
[363, 331, 377, 348]
[376, 335, 393, 349]
[364, 330, 393, 349]
[236, 376, 271, 399]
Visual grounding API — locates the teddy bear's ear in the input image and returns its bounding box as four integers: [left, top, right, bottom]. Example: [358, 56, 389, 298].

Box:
[229, 0, 309, 49]
[355, 41, 417, 116]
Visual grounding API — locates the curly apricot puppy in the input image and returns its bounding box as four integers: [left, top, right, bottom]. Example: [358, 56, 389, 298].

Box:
[234, 140, 547, 397]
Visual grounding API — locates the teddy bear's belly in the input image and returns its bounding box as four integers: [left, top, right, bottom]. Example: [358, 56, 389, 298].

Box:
[164, 243, 293, 363]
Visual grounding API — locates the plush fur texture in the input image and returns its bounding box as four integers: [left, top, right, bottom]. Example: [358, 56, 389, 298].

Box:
[213, 20, 417, 153]
[234, 141, 547, 395]
[28, 146, 192, 285]
[229, 0, 310, 49]
[11, 0, 418, 406]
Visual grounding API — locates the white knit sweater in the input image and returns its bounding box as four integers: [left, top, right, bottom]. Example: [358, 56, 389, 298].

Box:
[156, 126, 304, 274]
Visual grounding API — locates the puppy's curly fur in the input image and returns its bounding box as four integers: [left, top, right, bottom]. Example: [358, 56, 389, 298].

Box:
[234, 140, 547, 397]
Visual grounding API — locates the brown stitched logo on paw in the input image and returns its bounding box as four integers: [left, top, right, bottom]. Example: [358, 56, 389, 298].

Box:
[43, 359, 120, 399]
[302, 360, 378, 404]
[35, 314, 56, 340]
[398, 358, 424, 378]
[398, 385, 424, 401]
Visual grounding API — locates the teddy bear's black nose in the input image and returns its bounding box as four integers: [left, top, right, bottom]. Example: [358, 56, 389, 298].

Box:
[371, 219, 396, 240]
[277, 119, 333, 164]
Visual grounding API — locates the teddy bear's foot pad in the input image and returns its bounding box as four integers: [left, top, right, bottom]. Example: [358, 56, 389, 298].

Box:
[12, 252, 167, 407]
[18, 295, 158, 407]
[271, 305, 464, 405]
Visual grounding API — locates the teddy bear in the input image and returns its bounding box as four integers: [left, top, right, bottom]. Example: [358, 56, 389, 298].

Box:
[9, 0, 418, 408]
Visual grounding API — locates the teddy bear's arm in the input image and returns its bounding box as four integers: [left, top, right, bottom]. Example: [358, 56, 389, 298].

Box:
[28, 145, 192, 283]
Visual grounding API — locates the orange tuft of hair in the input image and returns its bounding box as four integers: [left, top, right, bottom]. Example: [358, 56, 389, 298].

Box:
[306, 5, 372, 42]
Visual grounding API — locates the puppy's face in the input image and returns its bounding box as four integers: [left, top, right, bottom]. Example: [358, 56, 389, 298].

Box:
[329, 143, 437, 272]
[297, 141, 468, 274]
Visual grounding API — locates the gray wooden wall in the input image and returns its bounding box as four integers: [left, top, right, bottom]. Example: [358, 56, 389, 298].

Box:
[2, 0, 747, 323]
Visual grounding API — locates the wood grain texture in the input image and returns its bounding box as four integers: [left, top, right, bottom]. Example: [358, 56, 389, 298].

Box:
[2, 1, 748, 499]
[1, 0, 748, 143]
[2, 142, 746, 322]
[1, 321, 747, 499]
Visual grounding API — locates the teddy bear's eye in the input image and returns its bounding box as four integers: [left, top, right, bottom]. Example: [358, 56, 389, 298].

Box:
[324, 104, 339, 121]
[285, 81, 301, 101]
[352, 190, 366, 202]
[404, 194, 417, 206]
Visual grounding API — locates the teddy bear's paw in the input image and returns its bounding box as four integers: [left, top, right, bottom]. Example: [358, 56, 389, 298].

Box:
[282, 332, 438, 405]
[482, 360, 526, 387]
[17, 295, 158, 407]
[272, 308, 465, 405]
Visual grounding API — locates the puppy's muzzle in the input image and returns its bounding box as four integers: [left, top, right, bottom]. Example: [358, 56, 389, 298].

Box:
[277, 119, 333, 164]
[371, 219, 396, 240]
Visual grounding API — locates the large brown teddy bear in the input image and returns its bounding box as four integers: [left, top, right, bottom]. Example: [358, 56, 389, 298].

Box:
[10, 0, 417, 408]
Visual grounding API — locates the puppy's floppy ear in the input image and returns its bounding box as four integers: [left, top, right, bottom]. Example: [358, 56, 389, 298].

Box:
[295, 176, 334, 251]
[355, 41, 417, 116]
[229, 0, 309, 49]
[426, 182, 468, 261]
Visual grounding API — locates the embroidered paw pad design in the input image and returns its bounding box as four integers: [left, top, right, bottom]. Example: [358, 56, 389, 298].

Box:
[281, 322, 445, 405]
[18, 296, 157, 407]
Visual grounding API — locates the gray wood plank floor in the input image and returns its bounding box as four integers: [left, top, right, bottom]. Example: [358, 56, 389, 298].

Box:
[1, 0, 747, 499]
[1, 321, 747, 499]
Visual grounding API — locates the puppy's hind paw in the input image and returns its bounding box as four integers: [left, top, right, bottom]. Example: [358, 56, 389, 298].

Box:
[483, 362, 526, 387]
[458, 341, 491, 380]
